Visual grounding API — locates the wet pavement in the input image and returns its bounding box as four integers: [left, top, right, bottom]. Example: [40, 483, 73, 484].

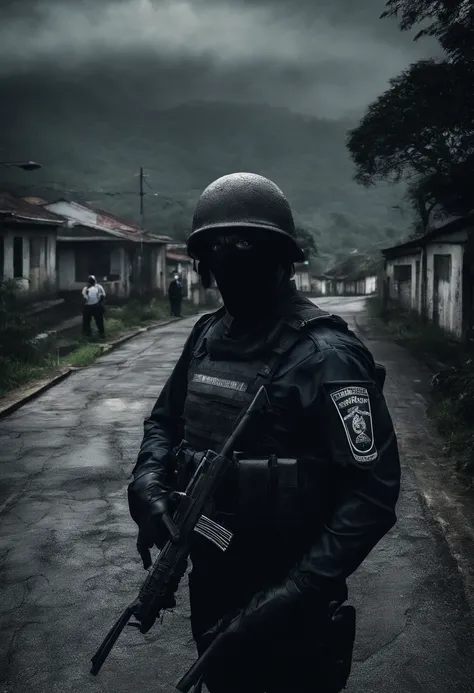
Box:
[1, 297, 474, 693]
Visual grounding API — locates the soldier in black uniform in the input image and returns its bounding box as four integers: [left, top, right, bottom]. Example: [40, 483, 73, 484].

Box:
[128, 173, 401, 693]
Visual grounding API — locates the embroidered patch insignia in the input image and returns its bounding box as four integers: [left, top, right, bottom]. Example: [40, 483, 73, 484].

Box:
[330, 386, 378, 464]
[192, 374, 247, 392]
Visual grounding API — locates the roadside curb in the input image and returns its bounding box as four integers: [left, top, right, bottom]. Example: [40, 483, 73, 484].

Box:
[97, 316, 182, 356]
[0, 314, 200, 420]
[0, 368, 75, 419]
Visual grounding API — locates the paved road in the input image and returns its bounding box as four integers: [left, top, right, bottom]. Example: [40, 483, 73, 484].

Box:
[1, 297, 474, 693]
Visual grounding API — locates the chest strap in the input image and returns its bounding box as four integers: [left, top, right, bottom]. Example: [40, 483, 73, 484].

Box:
[248, 307, 337, 393]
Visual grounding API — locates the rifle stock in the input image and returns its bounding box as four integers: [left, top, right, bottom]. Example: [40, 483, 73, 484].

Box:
[90, 385, 271, 678]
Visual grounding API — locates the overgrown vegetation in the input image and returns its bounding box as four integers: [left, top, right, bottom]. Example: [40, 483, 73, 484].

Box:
[348, 0, 474, 236]
[1, 99, 407, 274]
[368, 299, 474, 484]
[0, 283, 201, 398]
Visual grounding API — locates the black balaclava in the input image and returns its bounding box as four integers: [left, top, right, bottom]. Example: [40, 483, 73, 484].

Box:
[203, 237, 291, 323]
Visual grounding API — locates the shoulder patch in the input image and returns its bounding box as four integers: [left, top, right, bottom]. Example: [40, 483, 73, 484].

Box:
[330, 386, 378, 464]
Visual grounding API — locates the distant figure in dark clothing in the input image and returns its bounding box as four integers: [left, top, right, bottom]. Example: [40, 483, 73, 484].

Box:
[82, 275, 106, 338]
[168, 273, 183, 317]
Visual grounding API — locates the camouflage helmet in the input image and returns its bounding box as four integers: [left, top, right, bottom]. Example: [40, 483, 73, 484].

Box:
[187, 172, 305, 262]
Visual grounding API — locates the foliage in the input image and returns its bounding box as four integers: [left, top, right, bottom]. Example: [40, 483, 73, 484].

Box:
[295, 226, 318, 259]
[348, 2, 474, 228]
[0, 280, 41, 362]
[382, 0, 474, 62]
[372, 298, 474, 482]
[2, 100, 407, 271]
[347, 60, 473, 187]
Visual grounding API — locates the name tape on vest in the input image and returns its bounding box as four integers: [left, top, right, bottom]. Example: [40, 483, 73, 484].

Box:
[192, 373, 248, 392]
[330, 386, 378, 464]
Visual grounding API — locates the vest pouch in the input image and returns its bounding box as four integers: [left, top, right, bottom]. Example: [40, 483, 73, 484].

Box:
[231, 455, 306, 534]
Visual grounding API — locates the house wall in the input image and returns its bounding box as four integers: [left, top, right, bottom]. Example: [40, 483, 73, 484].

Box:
[385, 252, 421, 311]
[365, 276, 377, 294]
[294, 268, 311, 292]
[155, 246, 167, 294]
[312, 278, 327, 295]
[1, 227, 57, 292]
[57, 244, 129, 297]
[426, 242, 464, 338]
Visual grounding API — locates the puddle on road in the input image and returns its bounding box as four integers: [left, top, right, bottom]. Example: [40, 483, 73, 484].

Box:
[101, 398, 144, 412]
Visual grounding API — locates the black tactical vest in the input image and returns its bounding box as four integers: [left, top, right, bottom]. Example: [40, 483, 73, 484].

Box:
[182, 305, 337, 452]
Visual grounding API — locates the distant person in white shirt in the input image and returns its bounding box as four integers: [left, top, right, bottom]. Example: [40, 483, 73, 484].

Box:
[82, 275, 106, 338]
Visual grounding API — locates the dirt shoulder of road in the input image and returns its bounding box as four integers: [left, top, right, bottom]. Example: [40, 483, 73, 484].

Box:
[355, 303, 474, 615]
[363, 299, 474, 484]
[0, 315, 185, 419]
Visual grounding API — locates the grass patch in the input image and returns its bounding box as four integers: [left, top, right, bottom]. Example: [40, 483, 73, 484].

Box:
[62, 344, 104, 368]
[369, 298, 474, 485]
[0, 356, 59, 398]
[0, 296, 203, 399]
[368, 299, 469, 369]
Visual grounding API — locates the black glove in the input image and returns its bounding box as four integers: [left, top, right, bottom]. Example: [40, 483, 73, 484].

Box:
[200, 578, 320, 648]
[197, 579, 325, 690]
[127, 472, 176, 569]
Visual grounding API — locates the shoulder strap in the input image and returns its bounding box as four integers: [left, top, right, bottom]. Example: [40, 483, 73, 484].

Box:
[191, 307, 226, 358]
[248, 308, 339, 392]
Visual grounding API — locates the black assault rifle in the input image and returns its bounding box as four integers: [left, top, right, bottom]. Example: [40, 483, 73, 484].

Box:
[90, 385, 272, 689]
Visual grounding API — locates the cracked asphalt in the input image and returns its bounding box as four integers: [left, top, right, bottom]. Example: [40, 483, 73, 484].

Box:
[1, 297, 474, 693]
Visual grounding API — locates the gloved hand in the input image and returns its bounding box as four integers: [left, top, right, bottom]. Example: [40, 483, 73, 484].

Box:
[200, 578, 316, 649]
[197, 579, 324, 690]
[127, 472, 176, 569]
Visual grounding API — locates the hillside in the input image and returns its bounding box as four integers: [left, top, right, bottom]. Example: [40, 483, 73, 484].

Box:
[1, 97, 406, 269]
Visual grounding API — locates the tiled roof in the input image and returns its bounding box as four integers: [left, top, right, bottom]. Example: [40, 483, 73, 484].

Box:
[167, 252, 192, 262]
[0, 192, 65, 224]
[51, 198, 172, 243]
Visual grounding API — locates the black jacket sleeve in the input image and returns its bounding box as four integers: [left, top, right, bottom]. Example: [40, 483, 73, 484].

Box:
[290, 341, 401, 595]
[131, 315, 211, 481]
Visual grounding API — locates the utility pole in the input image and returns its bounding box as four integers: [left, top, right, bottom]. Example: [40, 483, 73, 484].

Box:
[138, 167, 145, 296]
[139, 166, 145, 232]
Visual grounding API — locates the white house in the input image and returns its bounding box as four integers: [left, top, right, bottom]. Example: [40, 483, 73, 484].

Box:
[166, 243, 221, 307]
[44, 199, 172, 298]
[293, 261, 311, 292]
[0, 193, 65, 294]
[381, 212, 474, 340]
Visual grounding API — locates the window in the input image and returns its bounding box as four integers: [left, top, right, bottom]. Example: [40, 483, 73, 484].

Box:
[75, 245, 111, 282]
[393, 264, 412, 282]
[13, 237, 23, 278]
[434, 254, 451, 281]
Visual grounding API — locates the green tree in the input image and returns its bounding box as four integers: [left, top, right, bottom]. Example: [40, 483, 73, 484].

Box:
[381, 0, 474, 62]
[295, 226, 318, 259]
[347, 59, 474, 218]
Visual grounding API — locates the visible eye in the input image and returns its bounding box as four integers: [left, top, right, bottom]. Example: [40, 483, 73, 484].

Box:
[210, 242, 221, 252]
[236, 239, 252, 250]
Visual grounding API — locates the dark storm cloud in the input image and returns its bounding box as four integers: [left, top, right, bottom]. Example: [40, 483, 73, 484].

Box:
[0, 0, 437, 118]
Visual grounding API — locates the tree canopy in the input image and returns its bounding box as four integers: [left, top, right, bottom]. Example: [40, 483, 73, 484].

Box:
[347, 1, 474, 229]
[381, 0, 474, 61]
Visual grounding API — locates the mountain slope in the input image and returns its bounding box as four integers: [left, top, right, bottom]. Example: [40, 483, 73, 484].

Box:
[1, 97, 406, 265]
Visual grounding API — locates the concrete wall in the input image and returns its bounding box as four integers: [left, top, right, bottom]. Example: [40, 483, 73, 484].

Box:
[294, 268, 311, 292]
[57, 244, 129, 297]
[155, 246, 166, 294]
[312, 278, 327, 295]
[1, 227, 57, 293]
[385, 252, 421, 311]
[426, 243, 464, 338]
[167, 259, 204, 304]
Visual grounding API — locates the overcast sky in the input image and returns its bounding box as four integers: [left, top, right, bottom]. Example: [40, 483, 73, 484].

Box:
[0, 0, 437, 120]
